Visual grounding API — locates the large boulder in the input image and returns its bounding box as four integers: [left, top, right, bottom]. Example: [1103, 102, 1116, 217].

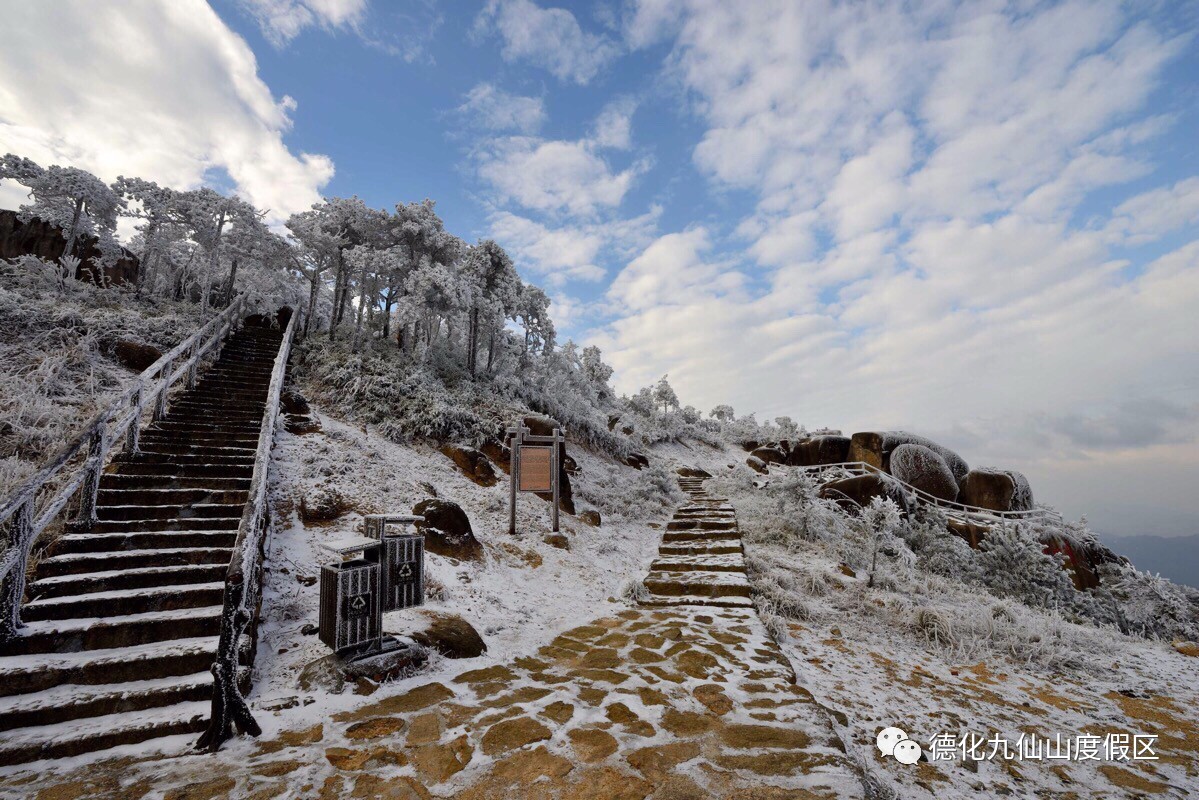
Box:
[958, 468, 1034, 512]
[750, 446, 787, 465]
[946, 518, 990, 549]
[440, 444, 499, 487]
[787, 436, 851, 467]
[676, 467, 712, 478]
[405, 611, 487, 659]
[300, 487, 350, 523]
[746, 456, 769, 475]
[818, 475, 908, 514]
[413, 498, 483, 562]
[624, 452, 649, 470]
[848, 431, 969, 484]
[110, 339, 162, 373]
[522, 415, 575, 515]
[480, 437, 511, 474]
[0, 209, 139, 286]
[889, 444, 959, 502]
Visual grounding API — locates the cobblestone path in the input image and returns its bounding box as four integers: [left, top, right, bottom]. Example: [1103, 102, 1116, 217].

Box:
[7, 478, 862, 800]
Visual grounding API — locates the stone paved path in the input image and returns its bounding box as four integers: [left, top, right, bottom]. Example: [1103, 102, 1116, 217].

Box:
[7, 477, 862, 799]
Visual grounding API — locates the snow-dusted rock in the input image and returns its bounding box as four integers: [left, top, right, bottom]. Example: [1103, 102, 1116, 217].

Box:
[786, 435, 850, 467]
[959, 467, 1035, 512]
[299, 486, 351, 523]
[750, 445, 787, 465]
[440, 444, 499, 487]
[413, 498, 483, 561]
[406, 610, 488, 659]
[890, 443, 959, 502]
[849, 431, 969, 483]
[746, 455, 768, 475]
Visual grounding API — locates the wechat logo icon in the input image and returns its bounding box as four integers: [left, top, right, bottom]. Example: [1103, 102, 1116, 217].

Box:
[876, 726, 922, 765]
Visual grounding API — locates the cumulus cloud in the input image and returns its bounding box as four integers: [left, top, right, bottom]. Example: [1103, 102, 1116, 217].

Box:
[237, 0, 367, 47]
[475, 0, 621, 84]
[457, 83, 546, 134]
[0, 0, 334, 227]
[590, 1, 1199, 528]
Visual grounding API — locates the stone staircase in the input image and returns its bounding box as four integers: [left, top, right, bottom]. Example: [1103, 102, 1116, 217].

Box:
[642, 474, 752, 608]
[0, 323, 284, 766]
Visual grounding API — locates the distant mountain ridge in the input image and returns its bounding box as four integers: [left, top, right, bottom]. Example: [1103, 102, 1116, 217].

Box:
[1101, 532, 1199, 589]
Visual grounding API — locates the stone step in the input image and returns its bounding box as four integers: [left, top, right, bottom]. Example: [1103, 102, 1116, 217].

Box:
[97, 487, 249, 507]
[0, 637, 218, 698]
[108, 461, 253, 480]
[36, 548, 234, 579]
[2, 606, 223, 656]
[644, 569, 752, 599]
[52, 530, 237, 555]
[99, 474, 251, 492]
[658, 542, 743, 557]
[667, 519, 738, 531]
[662, 529, 741, 544]
[0, 700, 210, 766]
[650, 553, 746, 573]
[114, 451, 256, 467]
[29, 564, 228, 600]
[640, 595, 755, 610]
[85, 516, 242, 533]
[0, 672, 212, 732]
[22, 582, 225, 622]
[139, 431, 260, 448]
[134, 442, 257, 459]
[94, 502, 245, 521]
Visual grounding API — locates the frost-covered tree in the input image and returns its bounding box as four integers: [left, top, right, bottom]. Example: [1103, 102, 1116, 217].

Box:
[861, 496, 905, 588]
[391, 200, 462, 350]
[1, 154, 125, 286]
[461, 240, 521, 376]
[514, 284, 555, 365]
[653, 375, 680, 413]
[581, 345, 614, 396]
[710, 404, 735, 422]
[680, 405, 701, 424]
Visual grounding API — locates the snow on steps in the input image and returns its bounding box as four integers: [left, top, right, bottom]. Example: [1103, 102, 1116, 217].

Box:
[0, 700, 210, 766]
[0, 323, 285, 765]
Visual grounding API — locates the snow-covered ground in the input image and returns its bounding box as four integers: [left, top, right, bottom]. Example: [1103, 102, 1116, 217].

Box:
[246, 406, 675, 736]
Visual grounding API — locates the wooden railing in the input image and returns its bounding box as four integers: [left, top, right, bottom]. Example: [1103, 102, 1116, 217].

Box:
[198, 306, 300, 752]
[795, 461, 1061, 525]
[0, 296, 249, 640]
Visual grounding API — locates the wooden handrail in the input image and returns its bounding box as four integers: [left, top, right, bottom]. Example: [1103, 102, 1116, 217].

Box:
[794, 461, 1061, 525]
[198, 306, 300, 752]
[0, 295, 248, 640]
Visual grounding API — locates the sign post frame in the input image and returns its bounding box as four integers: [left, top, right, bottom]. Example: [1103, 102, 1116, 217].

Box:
[507, 422, 565, 535]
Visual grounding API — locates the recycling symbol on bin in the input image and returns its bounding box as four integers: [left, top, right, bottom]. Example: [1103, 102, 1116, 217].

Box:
[346, 593, 371, 618]
[396, 561, 414, 581]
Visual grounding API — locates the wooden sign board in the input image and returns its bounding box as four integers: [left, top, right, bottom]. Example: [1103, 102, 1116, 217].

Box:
[518, 446, 553, 492]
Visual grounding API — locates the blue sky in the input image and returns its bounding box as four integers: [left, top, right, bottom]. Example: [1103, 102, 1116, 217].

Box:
[1, 0, 1198, 538]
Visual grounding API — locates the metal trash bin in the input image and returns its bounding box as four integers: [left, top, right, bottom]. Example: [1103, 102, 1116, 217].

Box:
[318, 537, 382, 654]
[364, 514, 425, 612]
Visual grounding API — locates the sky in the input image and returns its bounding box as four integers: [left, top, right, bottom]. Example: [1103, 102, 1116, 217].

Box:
[1, 0, 1197, 539]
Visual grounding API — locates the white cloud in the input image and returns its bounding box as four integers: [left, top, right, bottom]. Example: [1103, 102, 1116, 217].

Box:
[1107, 177, 1199, 244]
[475, 0, 620, 85]
[457, 83, 546, 134]
[237, 0, 366, 47]
[487, 205, 660, 291]
[592, 97, 637, 149]
[594, 1, 1199, 533]
[0, 0, 333, 227]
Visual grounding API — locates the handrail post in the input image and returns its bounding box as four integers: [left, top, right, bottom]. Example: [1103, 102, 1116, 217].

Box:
[75, 421, 108, 529]
[0, 500, 34, 639]
[186, 340, 200, 390]
[126, 386, 143, 455]
[153, 358, 172, 423]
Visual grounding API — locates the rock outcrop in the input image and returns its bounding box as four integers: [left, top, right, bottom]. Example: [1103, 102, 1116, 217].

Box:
[440, 444, 499, 487]
[750, 446, 787, 465]
[818, 474, 907, 513]
[786, 435, 850, 467]
[848, 431, 969, 484]
[0, 209, 139, 286]
[109, 339, 162, 373]
[746, 456, 768, 475]
[406, 611, 487, 659]
[413, 498, 484, 562]
[889, 444, 959, 502]
[959, 468, 1034, 512]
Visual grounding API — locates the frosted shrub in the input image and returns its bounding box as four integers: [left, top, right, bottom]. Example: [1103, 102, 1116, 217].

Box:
[1103, 564, 1199, 641]
[912, 607, 955, 647]
[621, 579, 650, 603]
[977, 524, 1075, 609]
